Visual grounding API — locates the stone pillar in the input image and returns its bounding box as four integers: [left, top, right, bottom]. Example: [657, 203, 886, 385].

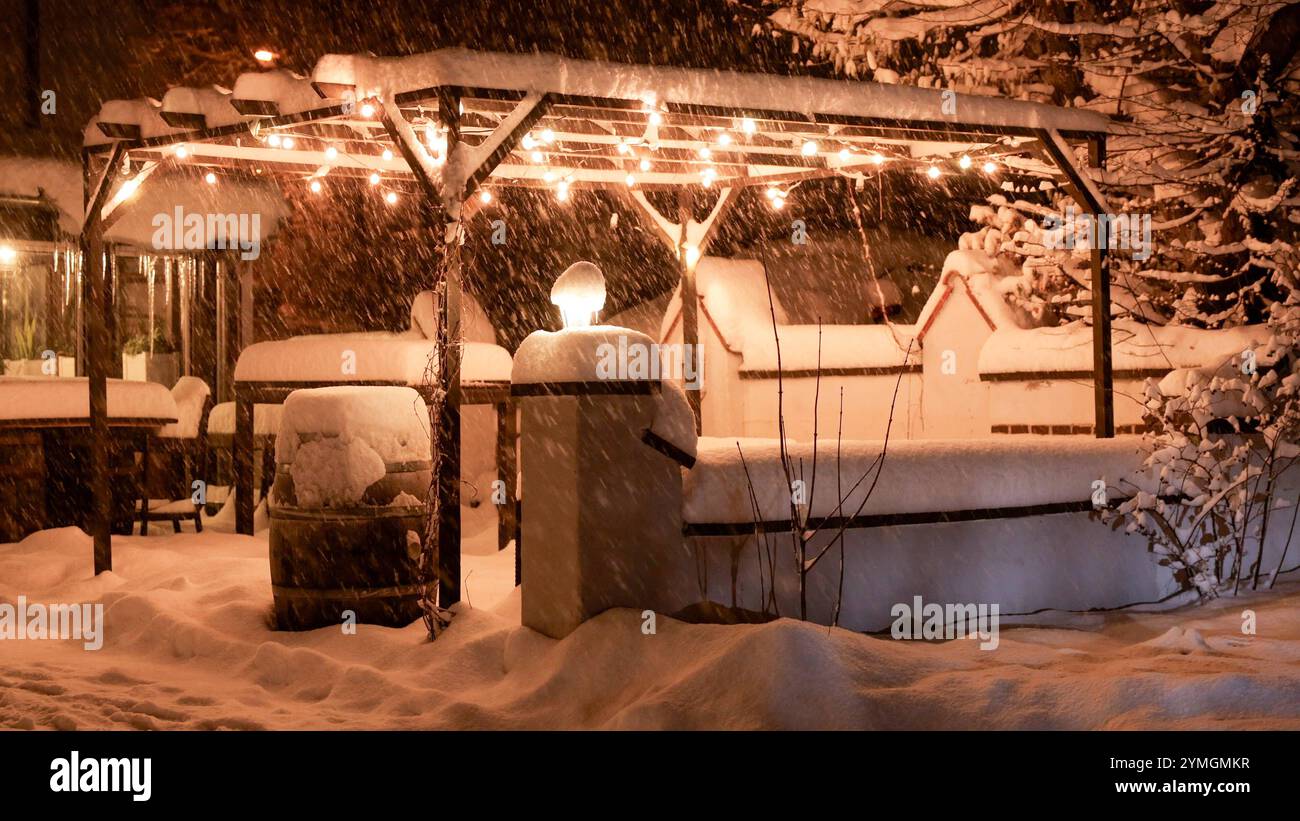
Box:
[512, 327, 695, 639]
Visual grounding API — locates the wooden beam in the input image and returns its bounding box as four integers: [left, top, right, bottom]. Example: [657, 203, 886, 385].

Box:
[1088, 134, 1114, 438]
[81, 144, 125, 574]
[435, 87, 464, 609]
[464, 92, 552, 197]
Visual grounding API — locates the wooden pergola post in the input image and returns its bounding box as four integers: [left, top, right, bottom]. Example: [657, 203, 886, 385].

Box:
[80, 143, 126, 573]
[1036, 128, 1114, 438]
[1088, 134, 1114, 438]
[676, 188, 701, 429]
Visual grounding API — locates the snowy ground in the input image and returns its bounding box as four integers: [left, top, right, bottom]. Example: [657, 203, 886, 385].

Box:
[3, 505, 1300, 730]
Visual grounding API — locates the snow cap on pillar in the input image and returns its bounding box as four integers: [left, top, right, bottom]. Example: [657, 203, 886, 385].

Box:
[550, 261, 606, 329]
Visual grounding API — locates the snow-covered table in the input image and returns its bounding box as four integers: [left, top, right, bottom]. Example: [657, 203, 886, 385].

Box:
[230, 333, 516, 544]
[0, 376, 178, 429]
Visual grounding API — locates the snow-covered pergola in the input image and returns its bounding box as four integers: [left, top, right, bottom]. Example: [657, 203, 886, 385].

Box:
[80, 47, 1114, 603]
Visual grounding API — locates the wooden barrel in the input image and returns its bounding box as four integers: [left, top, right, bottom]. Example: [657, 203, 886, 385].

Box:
[0, 431, 47, 543]
[269, 458, 431, 630]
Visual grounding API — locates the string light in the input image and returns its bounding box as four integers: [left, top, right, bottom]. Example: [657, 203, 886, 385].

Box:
[385, 190, 398, 205]
[870, 153, 885, 165]
[382, 149, 393, 161]
[253, 49, 276, 64]
[639, 158, 651, 172]
[369, 172, 380, 185]
[701, 167, 717, 187]
[718, 132, 732, 147]
[543, 171, 557, 183]
[698, 147, 712, 160]
[540, 128, 556, 144]
[522, 134, 538, 150]
[765, 186, 780, 200]
[740, 118, 756, 135]
[772, 196, 785, 210]
[267, 134, 281, 148]
[478, 189, 492, 204]
[838, 148, 850, 161]
[309, 180, 322, 194]
[982, 160, 998, 174]
[801, 140, 818, 157]
[624, 174, 636, 187]
[958, 155, 972, 170]
[556, 179, 571, 202]
[359, 102, 375, 118]
[324, 145, 338, 159]
[281, 136, 295, 149]
[175, 144, 189, 158]
[530, 150, 544, 163]
[648, 111, 663, 126]
[926, 165, 942, 179]
[616, 141, 631, 155]
[204, 172, 216, 185]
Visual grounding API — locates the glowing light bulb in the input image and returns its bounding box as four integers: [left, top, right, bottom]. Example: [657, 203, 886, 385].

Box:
[959, 155, 972, 170]
[325, 145, 338, 159]
[625, 174, 636, 187]
[309, 180, 322, 194]
[385, 190, 398, 205]
[175, 144, 189, 158]
[982, 160, 997, 174]
[530, 150, 544, 163]
[926, 165, 941, 179]
[870, 153, 885, 165]
[204, 172, 216, 184]
[543, 171, 556, 183]
[359, 102, 375, 118]
[540, 128, 555, 144]
[479, 189, 492, 204]
[765, 186, 779, 200]
[639, 158, 651, 172]
[522, 134, 537, 150]
[648, 111, 663, 126]
[382, 149, 393, 161]
[740, 118, 756, 135]
[266, 134, 281, 148]
[718, 132, 732, 147]
[0, 245, 16, 265]
[698, 147, 712, 160]
[684, 245, 701, 267]
[801, 140, 818, 156]
[616, 141, 631, 155]
[253, 49, 275, 64]
[838, 148, 850, 161]
[369, 172, 380, 185]
[556, 181, 570, 202]
[772, 196, 785, 210]
[281, 136, 295, 149]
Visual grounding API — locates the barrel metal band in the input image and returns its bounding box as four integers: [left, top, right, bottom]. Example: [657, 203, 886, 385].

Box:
[271, 582, 434, 601]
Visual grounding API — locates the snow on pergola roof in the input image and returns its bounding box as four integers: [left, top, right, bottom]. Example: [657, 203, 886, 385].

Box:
[83, 48, 1110, 202]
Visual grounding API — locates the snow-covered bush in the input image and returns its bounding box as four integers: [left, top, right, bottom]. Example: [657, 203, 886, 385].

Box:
[747, 0, 1300, 329]
[1105, 250, 1300, 597]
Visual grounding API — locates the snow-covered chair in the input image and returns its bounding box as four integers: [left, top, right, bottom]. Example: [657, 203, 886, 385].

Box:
[136, 376, 211, 534]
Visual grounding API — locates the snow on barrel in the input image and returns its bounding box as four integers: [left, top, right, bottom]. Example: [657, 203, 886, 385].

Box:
[268, 386, 432, 630]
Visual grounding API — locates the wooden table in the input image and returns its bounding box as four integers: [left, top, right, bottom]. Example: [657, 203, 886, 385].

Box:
[0, 416, 178, 540]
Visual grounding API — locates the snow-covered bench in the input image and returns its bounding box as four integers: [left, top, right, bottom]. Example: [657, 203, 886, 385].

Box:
[229, 290, 515, 542]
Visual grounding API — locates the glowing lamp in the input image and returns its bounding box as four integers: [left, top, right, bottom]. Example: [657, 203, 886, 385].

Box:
[309, 180, 322, 194]
[253, 49, 276, 64]
[0, 245, 17, 266]
[959, 155, 972, 169]
[359, 102, 375, 118]
[983, 160, 998, 174]
[204, 172, 217, 184]
[683, 244, 701, 268]
[550, 261, 606, 329]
